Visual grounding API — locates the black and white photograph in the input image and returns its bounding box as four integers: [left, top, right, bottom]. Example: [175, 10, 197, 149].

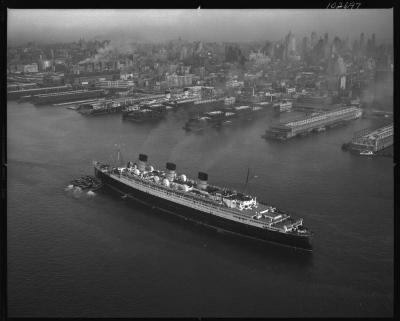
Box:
[3, 5, 395, 318]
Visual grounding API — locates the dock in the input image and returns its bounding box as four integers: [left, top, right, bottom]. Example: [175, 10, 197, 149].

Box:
[33, 89, 106, 105]
[344, 123, 393, 153]
[263, 106, 363, 140]
[8, 85, 73, 100]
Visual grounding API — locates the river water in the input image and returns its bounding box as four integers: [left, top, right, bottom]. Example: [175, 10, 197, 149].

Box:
[7, 101, 393, 317]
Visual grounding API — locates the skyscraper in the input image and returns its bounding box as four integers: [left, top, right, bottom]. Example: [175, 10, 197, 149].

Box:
[311, 31, 317, 49]
[302, 36, 309, 56]
[359, 33, 365, 52]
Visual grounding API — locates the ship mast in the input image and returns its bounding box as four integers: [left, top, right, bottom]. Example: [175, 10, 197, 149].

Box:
[244, 167, 258, 195]
[243, 167, 250, 194]
[112, 142, 124, 167]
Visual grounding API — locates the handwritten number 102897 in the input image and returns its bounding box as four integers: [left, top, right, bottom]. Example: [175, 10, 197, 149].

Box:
[327, 2, 361, 9]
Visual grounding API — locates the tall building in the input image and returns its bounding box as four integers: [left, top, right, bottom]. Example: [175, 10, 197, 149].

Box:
[289, 35, 296, 53]
[180, 46, 188, 60]
[196, 42, 203, 54]
[371, 33, 376, 47]
[283, 31, 297, 60]
[359, 33, 365, 53]
[368, 33, 376, 56]
[352, 39, 359, 53]
[301, 36, 309, 56]
[23, 63, 39, 73]
[270, 42, 275, 59]
[311, 31, 318, 49]
[335, 55, 346, 75]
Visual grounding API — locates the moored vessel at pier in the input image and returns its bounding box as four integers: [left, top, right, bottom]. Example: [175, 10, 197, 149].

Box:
[184, 105, 267, 131]
[122, 103, 170, 122]
[77, 100, 125, 115]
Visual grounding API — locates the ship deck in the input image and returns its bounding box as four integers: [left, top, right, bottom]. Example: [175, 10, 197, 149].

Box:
[98, 165, 300, 229]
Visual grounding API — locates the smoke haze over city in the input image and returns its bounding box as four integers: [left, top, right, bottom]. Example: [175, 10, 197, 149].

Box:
[8, 9, 393, 44]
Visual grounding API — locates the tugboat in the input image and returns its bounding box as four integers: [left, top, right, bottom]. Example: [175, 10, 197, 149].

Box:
[69, 175, 103, 190]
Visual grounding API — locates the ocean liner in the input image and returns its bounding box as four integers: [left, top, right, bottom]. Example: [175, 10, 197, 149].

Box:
[94, 154, 313, 250]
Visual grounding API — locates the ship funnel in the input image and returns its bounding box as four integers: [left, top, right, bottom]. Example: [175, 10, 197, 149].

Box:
[166, 162, 176, 181]
[138, 154, 148, 172]
[197, 172, 208, 190]
[165, 90, 171, 99]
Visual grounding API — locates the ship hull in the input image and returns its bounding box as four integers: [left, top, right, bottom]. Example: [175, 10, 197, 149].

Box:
[95, 168, 312, 250]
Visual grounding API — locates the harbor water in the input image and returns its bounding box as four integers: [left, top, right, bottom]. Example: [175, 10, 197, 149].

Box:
[7, 101, 393, 317]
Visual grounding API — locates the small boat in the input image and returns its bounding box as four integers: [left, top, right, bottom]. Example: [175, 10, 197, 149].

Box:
[360, 150, 374, 156]
[69, 175, 102, 190]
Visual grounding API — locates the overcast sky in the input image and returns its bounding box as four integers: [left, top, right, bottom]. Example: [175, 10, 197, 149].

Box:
[7, 9, 393, 45]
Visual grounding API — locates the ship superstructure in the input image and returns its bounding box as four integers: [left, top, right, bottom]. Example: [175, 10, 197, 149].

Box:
[94, 154, 313, 250]
[122, 103, 171, 122]
[77, 100, 126, 115]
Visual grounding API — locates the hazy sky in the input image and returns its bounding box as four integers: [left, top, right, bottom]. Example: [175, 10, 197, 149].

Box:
[7, 9, 393, 44]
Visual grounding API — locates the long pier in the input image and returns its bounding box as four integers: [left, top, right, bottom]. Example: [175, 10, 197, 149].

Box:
[75, 94, 168, 115]
[33, 89, 106, 105]
[264, 106, 363, 140]
[345, 123, 393, 153]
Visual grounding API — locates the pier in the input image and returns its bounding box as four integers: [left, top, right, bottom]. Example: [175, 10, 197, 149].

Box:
[344, 123, 393, 153]
[33, 89, 106, 105]
[263, 106, 363, 140]
[7, 85, 73, 100]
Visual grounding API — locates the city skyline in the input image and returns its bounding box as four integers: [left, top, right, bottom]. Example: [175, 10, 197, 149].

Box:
[8, 9, 393, 45]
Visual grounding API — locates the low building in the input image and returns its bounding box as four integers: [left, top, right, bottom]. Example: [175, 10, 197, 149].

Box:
[226, 79, 244, 88]
[95, 80, 135, 90]
[224, 96, 236, 105]
[294, 94, 333, 111]
[64, 71, 120, 86]
[166, 74, 194, 88]
[23, 63, 39, 73]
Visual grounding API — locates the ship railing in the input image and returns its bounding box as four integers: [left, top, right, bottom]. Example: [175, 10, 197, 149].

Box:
[270, 216, 294, 226]
[116, 173, 277, 227]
